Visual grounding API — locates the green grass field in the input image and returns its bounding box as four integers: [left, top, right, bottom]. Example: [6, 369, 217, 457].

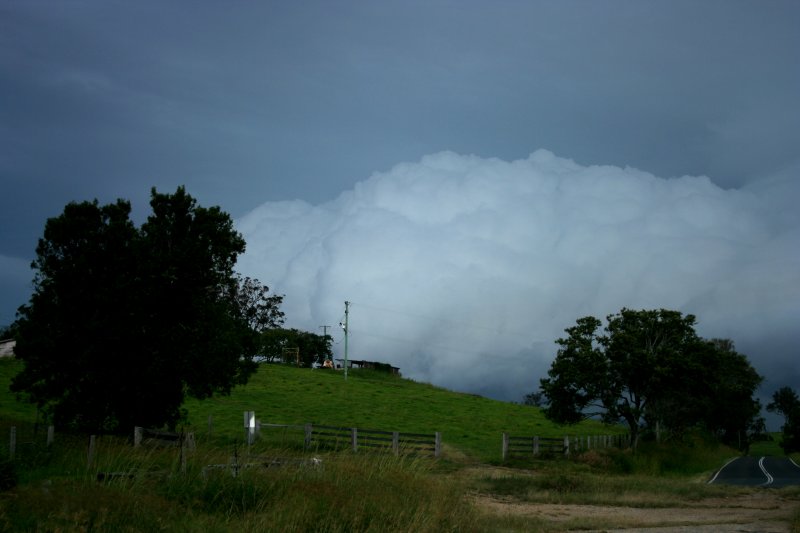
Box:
[180, 361, 623, 461]
[2, 357, 799, 532]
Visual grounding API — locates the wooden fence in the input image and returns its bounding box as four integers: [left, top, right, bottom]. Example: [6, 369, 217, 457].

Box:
[133, 426, 195, 451]
[260, 422, 442, 458]
[502, 433, 629, 460]
[6, 425, 56, 460]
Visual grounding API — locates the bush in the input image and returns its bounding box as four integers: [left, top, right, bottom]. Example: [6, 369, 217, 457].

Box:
[0, 460, 18, 491]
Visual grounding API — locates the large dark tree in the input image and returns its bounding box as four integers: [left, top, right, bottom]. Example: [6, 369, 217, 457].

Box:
[539, 308, 763, 449]
[10, 187, 282, 433]
[767, 387, 800, 454]
[691, 339, 763, 449]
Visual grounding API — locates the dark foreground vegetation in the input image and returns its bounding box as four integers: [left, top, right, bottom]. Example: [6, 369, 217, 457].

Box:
[2, 359, 799, 532]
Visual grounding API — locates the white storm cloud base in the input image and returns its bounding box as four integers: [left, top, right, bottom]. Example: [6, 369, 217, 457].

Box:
[236, 150, 800, 402]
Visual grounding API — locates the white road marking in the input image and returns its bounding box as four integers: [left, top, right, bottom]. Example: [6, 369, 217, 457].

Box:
[758, 456, 774, 486]
[707, 456, 739, 484]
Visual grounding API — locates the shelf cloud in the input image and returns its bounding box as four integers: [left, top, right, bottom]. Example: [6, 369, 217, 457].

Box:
[236, 150, 800, 404]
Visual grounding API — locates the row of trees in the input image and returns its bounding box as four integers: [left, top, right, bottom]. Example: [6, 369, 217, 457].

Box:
[259, 328, 333, 367]
[537, 309, 764, 450]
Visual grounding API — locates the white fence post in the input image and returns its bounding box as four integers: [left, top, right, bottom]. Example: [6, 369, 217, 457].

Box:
[304, 423, 312, 450]
[563, 435, 570, 456]
[434, 432, 442, 458]
[502, 432, 509, 460]
[47, 425, 55, 447]
[392, 431, 400, 455]
[533, 436, 539, 456]
[244, 411, 256, 446]
[351, 428, 358, 452]
[134, 426, 143, 448]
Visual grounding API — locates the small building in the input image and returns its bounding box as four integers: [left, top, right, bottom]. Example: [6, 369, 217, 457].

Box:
[335, 358, 400, 375]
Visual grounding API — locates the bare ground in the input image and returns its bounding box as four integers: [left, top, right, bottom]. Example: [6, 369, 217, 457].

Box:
[461, 465, 800, 532]
[472, 492, 798, 532]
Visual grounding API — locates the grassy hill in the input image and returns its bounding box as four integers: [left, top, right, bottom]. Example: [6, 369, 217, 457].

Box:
[1, 358, 619, 461]
[4, 357, 798, 532]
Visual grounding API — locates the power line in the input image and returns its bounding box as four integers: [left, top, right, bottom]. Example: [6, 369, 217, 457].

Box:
[350, 301, 541, 342]
[349, 327, 534, 359]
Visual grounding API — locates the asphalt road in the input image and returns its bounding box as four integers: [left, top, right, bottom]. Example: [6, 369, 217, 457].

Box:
[709, 456, 800, 487]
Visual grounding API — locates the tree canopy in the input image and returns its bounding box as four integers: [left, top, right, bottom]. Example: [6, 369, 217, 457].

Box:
[539, 308, 763, 449]
[10, 187, 283, 433]
[767, 386, 800, 454]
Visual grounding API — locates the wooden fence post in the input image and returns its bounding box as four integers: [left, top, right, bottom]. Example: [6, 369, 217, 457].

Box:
[87, 435, 96, 468]
[533, 436, 539, 456]
[180, 434, 187, 474]
[47, 425, 55, 447]
[8, 427, 15, 460]
[351, 428, 358, 452]
[179, 432, 195, 473]
[392, 431, 400, 456]
[434, 432, 441, 458]
[502, 433, 509, 460]
[229, 449, 239, 478]
[134, 426, 143, 448]
[304, 423, 312, 450]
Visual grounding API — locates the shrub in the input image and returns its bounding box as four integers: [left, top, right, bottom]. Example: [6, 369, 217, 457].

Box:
[0, 460, 17, 491]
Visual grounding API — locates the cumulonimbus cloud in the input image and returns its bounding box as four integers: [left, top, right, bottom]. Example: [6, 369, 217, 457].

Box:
[235, 150, 800, 403]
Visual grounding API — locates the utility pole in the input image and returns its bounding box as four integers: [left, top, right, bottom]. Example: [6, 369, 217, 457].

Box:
[340, 301, 350, 381]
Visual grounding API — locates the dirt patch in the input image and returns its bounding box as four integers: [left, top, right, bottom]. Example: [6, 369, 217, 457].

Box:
[461, 465, 800, 532]
[472, 492, 798, 532]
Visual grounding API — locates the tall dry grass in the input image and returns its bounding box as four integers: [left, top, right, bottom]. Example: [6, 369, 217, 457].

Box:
[0, 431, 477, 532]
